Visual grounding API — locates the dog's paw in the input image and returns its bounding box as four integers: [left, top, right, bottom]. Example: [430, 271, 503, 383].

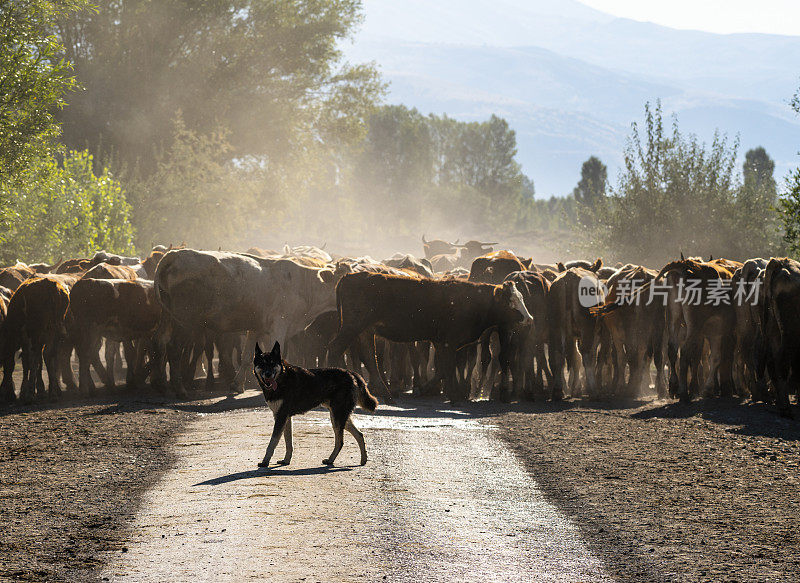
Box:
[258, 460, 270, 468]
[322, 458, 334, 466]
[276, 459, 291, 466]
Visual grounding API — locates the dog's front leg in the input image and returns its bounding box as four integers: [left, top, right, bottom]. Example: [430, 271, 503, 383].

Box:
[277, 417, 293, 465]
[259, 411, 288, 468]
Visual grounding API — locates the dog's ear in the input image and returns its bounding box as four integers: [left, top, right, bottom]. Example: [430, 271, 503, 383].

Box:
[271, 341, 280, 358]
[255, 342, 263, 357]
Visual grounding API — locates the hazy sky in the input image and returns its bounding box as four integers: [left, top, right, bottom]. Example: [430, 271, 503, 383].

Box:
[581, 0, 800, 35]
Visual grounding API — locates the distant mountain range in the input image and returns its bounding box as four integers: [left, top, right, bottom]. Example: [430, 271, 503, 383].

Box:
[344, 0, 800, 196]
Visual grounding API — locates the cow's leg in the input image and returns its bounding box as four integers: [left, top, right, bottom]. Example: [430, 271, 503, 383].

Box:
[750, 332, 769, 402]
[0, 349, 16, 403]
[772, 344, 793, 417]
[76, 332, 96, 396]
[565, 340, 581, 398]
[91, 336, 114, 390]
[437, 346, 461, 403]
[231, 331, 257, 393]
[328, 327, 362, 368]
[408, 342, 426, 395]
[717, 332, 736, 398]
[495, 328, 513, 402]
[548, 337, 566, 402]
[33, 341, 47, 400]
[511, 332, 528, 400]
[388, 342, 409, 397]
[355, 335, 395, 405]
[104, 340, 116, 386]
[44, 337, 62, 399]
[477, 330, 493, 392]
[679, 334, 701, 403]
[579, 328, 599, 400]
[122, 340, 136, 386]
[19, 331, 36, 403]
[216, 334, 236, 389]
[203, 336, 216, 391]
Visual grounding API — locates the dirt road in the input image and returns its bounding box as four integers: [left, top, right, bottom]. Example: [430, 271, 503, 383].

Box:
[102, 393, 608, 582]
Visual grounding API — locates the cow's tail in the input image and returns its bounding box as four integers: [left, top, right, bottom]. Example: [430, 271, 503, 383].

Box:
[371, 336, 397, 406]
[354, 372, 379, 412]
[588, 301, 620, 318]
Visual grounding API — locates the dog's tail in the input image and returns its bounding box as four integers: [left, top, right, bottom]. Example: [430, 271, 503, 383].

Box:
[354, 373, 378, 412]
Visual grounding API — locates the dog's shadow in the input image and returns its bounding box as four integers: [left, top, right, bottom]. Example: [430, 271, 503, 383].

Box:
[193, 464, 353, 486]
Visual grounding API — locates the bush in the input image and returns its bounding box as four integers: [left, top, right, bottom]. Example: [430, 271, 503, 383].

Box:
[0, 150, 134, 264]
[590, 102, 782, 265]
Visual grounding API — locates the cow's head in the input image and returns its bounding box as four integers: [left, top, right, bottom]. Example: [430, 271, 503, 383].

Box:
[494, 280, 532, 324]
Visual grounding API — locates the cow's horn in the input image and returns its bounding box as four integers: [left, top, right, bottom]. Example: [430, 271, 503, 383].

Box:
[422, 234, 428, 244]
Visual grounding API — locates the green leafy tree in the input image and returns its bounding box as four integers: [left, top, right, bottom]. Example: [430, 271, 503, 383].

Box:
[56, 0, 383, 174]
[592, 102, 781, 265]
[0, 150, 134, 263]
[126, 117, 262, 251]
[573, 156, 607, 206]
[737, 147, 782, 256]
[780, 87, 800, 256]
[0, 0, 88, 181]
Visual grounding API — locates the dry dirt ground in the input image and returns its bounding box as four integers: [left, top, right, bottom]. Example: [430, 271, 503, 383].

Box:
[1, 388, 799, 582]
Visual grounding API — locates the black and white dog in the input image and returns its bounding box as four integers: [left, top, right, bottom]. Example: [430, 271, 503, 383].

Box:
[253, 341, 378, 468]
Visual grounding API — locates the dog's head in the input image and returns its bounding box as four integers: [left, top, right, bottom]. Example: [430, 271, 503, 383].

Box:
[254, 341, 282, 392]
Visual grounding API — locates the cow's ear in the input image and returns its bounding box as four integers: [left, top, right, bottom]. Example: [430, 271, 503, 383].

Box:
[255, 342, 263, 356]
[271, 341, 281, 358]
[592, 258, 603, 272]
[557, 262, 566, 272]
[318, 269, 335, 284]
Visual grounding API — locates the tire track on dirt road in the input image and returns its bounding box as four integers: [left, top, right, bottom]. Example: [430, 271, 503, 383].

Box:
[102, 392, 609, 582]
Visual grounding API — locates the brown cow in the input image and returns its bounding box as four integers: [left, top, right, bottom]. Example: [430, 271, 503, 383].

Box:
[762, 258, 800, 417]
[0, 276, 71, 402]
[657, 257, 739, 403]
[548, 268, 605, 400]
[328, 272, 532, 403]
[591, 265, 666, 398]
[82, 262, 139, 280]
[731, 259, 769, 402]
[502, 270, 551, 401]
[69, 278, 160, 394]
[422, 235, 459, 260]
[0, 263, 35, 291]
[468, 250, 527, 284]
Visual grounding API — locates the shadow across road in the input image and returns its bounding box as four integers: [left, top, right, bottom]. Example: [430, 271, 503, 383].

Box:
[193, 464, 354, 486]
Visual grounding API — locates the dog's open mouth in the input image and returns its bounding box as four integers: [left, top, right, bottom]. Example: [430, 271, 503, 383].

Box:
[255, 370, 277, 392]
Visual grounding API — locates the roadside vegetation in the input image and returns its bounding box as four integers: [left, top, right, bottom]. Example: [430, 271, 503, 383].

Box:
[0, 0, 797, 263]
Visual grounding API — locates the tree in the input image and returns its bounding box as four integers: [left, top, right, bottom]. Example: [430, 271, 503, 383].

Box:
[743, 147, 776, 194]
[55, 0, 384, 174]
[780, 87, 800, 256]
[591, 102, 781, 265]
[0, 0, 88, 181]
[573, 156, 607, 206]
[0, 150, 134, 263]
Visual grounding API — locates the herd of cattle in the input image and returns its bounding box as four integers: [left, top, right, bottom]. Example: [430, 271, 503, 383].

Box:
[0, 236, 798, 417]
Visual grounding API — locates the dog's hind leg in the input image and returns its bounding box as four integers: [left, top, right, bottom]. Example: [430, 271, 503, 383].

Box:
[345, 417, 367, 465]
[277, 417, 293, 465]
[323, 411, 345, 466]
